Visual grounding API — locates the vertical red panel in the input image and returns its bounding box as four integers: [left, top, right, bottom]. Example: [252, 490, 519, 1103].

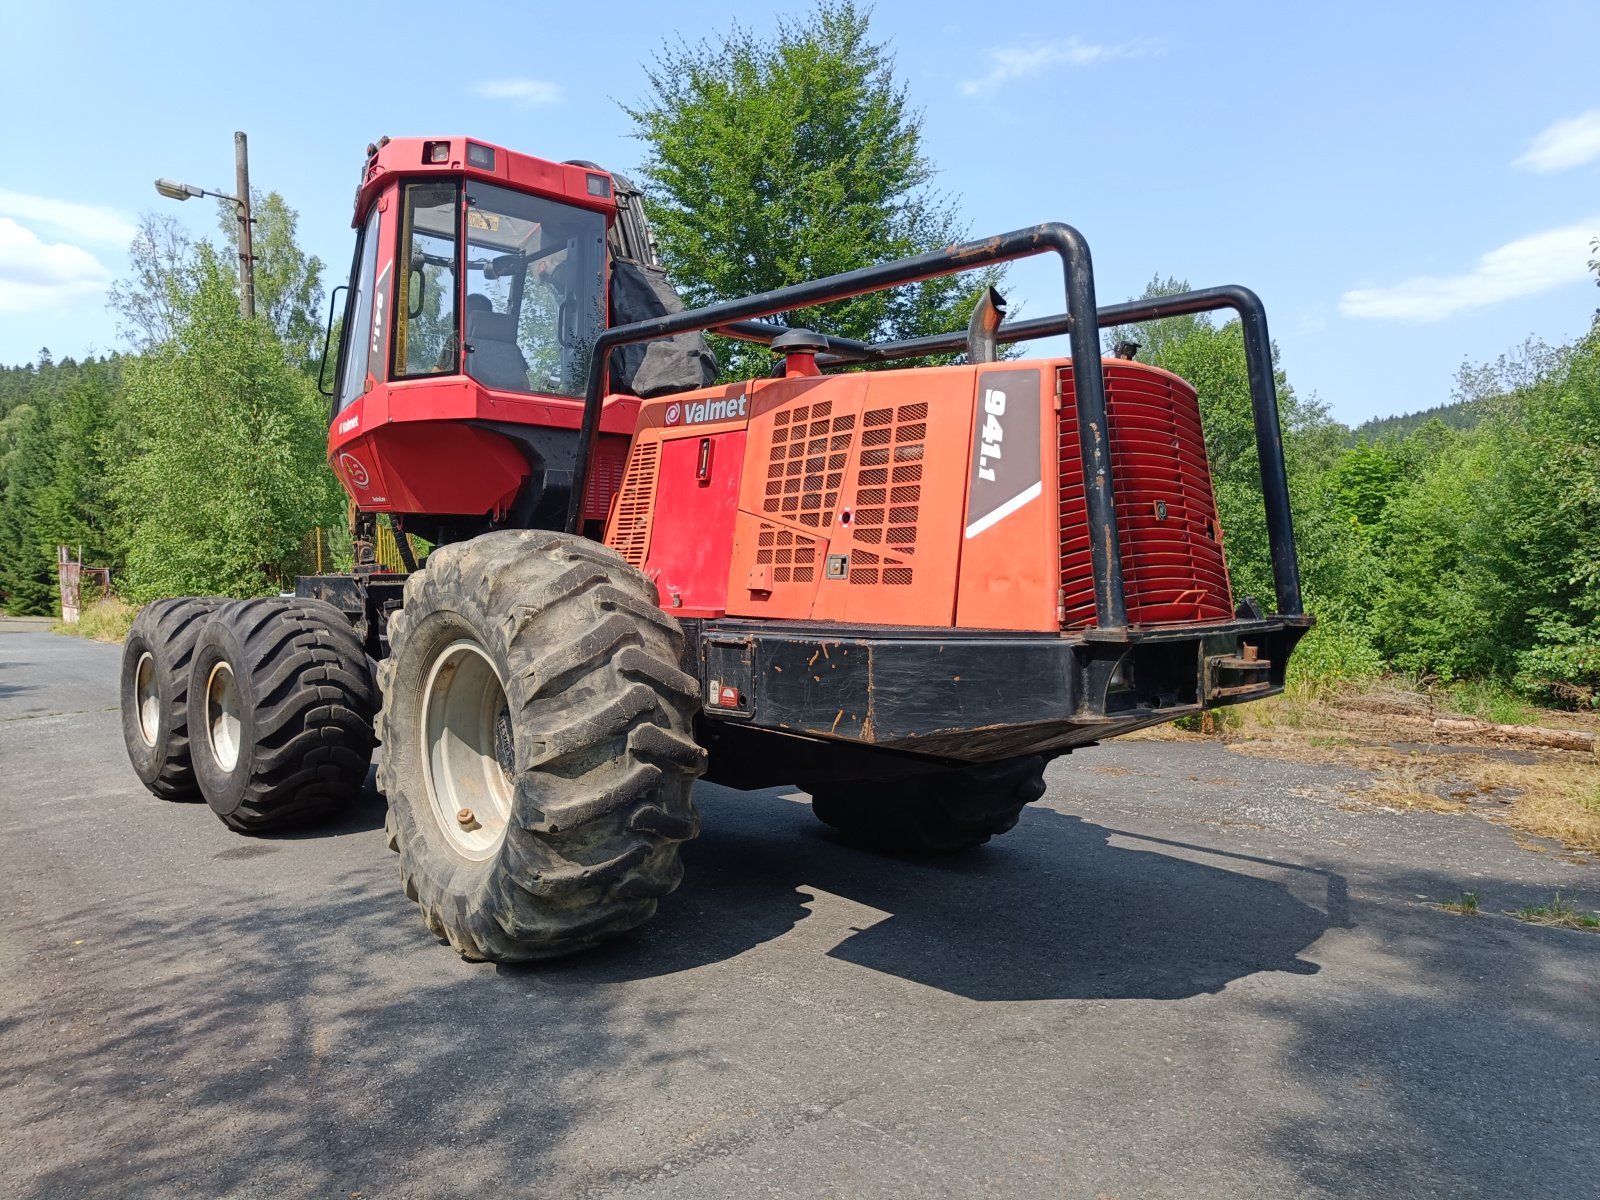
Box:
[643, 432, 746, 615]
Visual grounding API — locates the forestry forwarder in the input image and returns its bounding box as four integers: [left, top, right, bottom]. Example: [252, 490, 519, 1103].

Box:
[119, 136, 1311, 961]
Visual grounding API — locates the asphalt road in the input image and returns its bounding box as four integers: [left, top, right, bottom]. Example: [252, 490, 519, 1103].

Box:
[1, 628, 1596, 1199]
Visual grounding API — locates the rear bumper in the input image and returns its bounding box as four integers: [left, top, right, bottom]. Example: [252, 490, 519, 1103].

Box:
[690, 615, 1312, 762]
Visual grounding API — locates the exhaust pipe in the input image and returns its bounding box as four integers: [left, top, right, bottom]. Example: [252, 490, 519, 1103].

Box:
[966, 287, 1007, 364]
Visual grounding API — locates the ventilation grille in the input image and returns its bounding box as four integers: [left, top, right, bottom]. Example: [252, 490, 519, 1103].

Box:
[764, 401, 856, 529]
[610, 440, 660, 567]
[583, 439, 630, 522]
[848, 402, 925, 585]
[1058, 364, 1233, 628]
[755, 522, 821, 584]
[848, 548, 913, 586]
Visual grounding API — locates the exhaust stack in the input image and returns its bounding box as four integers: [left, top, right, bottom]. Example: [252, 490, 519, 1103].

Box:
[966, 287, 1007, 364]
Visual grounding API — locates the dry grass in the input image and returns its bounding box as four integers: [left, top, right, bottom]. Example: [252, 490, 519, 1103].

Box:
[51, 596, 137, 644]
[1150, 677, 1600, 855]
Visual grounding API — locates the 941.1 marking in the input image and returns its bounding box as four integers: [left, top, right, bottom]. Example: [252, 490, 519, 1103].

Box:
[977, 387, 1006, 481]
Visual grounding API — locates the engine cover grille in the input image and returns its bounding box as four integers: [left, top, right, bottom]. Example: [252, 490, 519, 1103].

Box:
[1057, 362, 1233, 628]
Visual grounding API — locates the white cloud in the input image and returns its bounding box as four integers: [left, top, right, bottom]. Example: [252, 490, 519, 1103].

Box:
[960, 37, 1159, 96]
[0, 188, 136, 246]
[0, 217, 111, 314]
[1514, 109, 1600, 173]
[1339, 218, 1600, 322]
[471, 78, 563, 108]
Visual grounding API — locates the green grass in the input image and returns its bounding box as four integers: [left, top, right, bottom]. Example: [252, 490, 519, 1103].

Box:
[1440, 678, 1538, 726]
[51, 596, 136, 644]
[1440, 891, 1480, 916]
[1509, 892, 1600, 930]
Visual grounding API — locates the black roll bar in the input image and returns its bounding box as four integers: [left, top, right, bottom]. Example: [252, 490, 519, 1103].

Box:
[566, 223, 1303, 626]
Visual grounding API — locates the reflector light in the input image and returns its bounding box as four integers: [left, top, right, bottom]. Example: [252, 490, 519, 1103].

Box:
[424, 140, 450, 164]
[586, 172, 611, 197]
[467, 142, 495, 169]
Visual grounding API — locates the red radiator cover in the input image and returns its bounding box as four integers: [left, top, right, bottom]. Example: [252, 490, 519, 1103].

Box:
[1057, 361, 1233, 628]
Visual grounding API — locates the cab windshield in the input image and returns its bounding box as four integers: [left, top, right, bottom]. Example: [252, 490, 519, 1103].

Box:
[393, 180, 608, 399]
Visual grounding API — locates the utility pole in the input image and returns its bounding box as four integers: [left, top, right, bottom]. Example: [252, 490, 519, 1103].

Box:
[234, 131, 255, 321]
[155, 132, 257, 321]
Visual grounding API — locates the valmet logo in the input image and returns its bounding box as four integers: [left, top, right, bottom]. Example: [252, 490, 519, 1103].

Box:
[664, 395, 749, 425]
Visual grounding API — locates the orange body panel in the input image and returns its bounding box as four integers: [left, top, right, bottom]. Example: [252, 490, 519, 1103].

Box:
[603, 356, 1232, 634]
[725, 375, 856, 619]
[954, 366, 1062, 631]
[800, 367, 973, 627]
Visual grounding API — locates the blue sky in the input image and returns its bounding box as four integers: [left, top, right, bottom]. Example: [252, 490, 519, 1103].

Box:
[1, 0, 1596, 425]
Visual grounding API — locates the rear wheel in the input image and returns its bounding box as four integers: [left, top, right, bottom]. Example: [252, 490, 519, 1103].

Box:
[189, 597, 377, 832]
[804, 755, 1048, 854]
[119, 597, 222, 800]
[377, 529, 705, 962]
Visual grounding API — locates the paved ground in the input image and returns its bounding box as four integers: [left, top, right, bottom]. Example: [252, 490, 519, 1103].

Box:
[1, 629, 1596, 1199]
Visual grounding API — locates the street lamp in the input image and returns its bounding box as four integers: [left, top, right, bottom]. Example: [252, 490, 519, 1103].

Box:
[154, 179, 204, 201]
[153, 131, 256, 320]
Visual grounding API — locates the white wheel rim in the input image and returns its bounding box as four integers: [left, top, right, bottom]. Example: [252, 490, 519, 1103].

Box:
[205, 661, 242, 773]
[420, 639, 514, 860]
[134, 651, 159, 747]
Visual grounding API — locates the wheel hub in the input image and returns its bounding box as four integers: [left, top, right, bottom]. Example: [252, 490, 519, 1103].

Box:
[420, 639, 514, 860]
[134, 651, 159, 747]
[205, 661, 241, 773]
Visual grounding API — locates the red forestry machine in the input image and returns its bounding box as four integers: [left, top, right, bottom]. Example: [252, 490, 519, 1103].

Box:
[119, 136, 1310, 961]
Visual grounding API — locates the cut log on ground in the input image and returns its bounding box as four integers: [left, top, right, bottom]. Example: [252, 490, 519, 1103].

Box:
[1431, 717, 1596, 754]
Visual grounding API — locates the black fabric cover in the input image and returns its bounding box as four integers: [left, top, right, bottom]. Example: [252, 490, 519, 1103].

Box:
[608, 259, 718, 397]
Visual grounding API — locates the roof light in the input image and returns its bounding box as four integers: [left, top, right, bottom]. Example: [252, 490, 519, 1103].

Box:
[466, 142, 495, 170]
[424, 140, 450, 164]
[585, 172, 611, 197]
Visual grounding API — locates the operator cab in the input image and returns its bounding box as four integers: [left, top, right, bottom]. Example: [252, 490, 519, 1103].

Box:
[378, 174, 606, 397]
[325, 137, 638, 536]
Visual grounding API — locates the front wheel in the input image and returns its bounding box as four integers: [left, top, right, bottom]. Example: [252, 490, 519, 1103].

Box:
[377, 530, 706, 962]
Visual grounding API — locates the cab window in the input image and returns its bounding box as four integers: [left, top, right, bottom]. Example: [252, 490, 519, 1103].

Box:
[335, 206, 381, 412]
[392, 181, 460, 378]
[461, 182, 607, 398]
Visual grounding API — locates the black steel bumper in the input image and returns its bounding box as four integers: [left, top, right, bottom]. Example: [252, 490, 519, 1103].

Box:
[691, 615, 1312, 763]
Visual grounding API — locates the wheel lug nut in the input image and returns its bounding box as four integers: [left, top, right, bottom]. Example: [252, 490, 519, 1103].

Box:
[457, 808, 476, 826]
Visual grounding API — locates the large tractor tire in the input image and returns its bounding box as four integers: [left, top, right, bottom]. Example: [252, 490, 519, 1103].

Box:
[188, 597, 378, 832]
[804, 755, 1048, 855]
[377, 529, 705, 962]
[120, 597, 222, 800]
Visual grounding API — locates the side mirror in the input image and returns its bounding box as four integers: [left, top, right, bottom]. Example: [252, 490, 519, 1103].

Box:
[317, 284, 349, 399]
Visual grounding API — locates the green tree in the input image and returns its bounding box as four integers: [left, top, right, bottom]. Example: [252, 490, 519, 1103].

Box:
[35, 359, 126, 572]
[106, 214, 197, 350]
[215, 190, 327, 372]
[0, 400, 56, 613]
[626, 1, 1000, 380]
[114, 245, 344, 601]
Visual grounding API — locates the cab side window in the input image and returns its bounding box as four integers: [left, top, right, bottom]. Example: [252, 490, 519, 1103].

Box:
[393, 182, 460, 377]
[335, 207, 381, 411]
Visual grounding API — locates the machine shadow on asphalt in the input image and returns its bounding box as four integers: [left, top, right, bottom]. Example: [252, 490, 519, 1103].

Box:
[497, 783, 1345, 1003]
[0, 657, 35, 701]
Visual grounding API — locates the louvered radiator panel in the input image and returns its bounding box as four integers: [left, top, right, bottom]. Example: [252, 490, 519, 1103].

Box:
[1058, 363, 1233, 628]
[607, 439, 660, 567]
